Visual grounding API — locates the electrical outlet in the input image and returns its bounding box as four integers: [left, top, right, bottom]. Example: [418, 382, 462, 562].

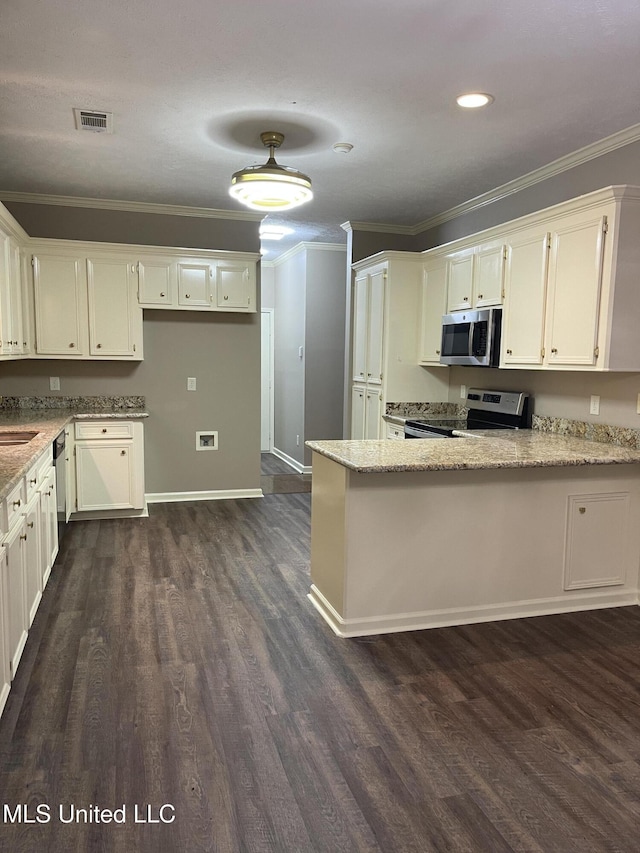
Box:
[49, 377, 60, 391]
[460, 384, 467, 399]
[590, 395, 600, 415]
[187, 377, 197, 391]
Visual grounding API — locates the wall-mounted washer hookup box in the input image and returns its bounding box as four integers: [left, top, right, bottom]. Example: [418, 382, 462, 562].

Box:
[196, 431, 218, 450]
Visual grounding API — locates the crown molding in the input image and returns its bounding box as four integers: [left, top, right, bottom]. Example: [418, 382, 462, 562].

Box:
[0, 191, 263, 222]
[341, 220, 413, 235]
[412, 122, 640, 234]
[270, 241, 347, 267]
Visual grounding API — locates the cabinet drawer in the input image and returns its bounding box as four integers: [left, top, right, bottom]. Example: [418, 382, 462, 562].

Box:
[386, 424, 405, 440]
[25, 460, 41, 498]
[2, 479, 26, 532]
[75, 421, 135, 440]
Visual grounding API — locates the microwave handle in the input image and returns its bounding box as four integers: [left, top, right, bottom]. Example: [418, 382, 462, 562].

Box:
[468, 321, 475, 355]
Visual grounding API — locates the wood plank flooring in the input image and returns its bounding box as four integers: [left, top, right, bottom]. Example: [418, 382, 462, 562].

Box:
[2, 493, 640, 851]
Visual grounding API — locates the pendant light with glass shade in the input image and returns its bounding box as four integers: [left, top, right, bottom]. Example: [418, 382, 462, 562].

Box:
[229, 131, 313, 211]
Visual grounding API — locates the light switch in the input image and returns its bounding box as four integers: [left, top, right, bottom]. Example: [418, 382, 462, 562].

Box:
[590, 395, 600, 415]
[50, 377, 60, 391]
[187, 377, 197, 391]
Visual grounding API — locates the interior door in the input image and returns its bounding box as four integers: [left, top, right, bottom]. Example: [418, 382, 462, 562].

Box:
[260, 310, 273, 452]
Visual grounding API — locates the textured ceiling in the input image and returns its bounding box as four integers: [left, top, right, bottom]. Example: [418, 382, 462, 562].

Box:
[2, 0, 640, 256]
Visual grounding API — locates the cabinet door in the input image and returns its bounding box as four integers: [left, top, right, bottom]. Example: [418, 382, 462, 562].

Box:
[23, 496, 41, 627]
[138, 257, 175, 306]
[33, 253, 87, 355]
[365, 389, 382, 439]
[475, 242, 505, 307]
[64, 426, 75, 522]
[419, 260, 447, 364]
[351, 385, 366, 440]
[177, 262, 212, 307]
[0, 237, 25, 357]
[0, 546, 10, 714]
[76, 441, 143, 511]
[39, 467, 58, 589]
[214, 262, 255, 311]
[446, 250, 474, 311]
[87, 257, 142, 357]
[352, 275, 368, 382]
[0, 231, 12, 355]
[4, 519, 28, 680]
[366, 270, 385, 385]
[546, 213, 607, 367]
[501, 229, 549, 366]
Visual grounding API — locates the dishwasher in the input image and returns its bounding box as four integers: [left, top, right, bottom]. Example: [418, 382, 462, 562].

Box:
[53, 430, 68, 542]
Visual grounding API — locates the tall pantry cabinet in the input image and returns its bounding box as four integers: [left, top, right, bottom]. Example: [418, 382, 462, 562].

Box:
[350, 252, 447, 439]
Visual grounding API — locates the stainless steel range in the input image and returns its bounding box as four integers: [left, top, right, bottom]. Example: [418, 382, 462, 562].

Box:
[404, 388, 531, 438]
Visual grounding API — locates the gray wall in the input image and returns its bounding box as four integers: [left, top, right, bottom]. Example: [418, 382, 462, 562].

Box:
[274, 249, 306, 464]
[303, 249, 347, 465]
[273, 245, 347, 467]
[1, 203, 262, 495]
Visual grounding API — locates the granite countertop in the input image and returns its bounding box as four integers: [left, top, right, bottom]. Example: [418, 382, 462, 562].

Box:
[306, 430, 640, 473]
[0, 406, 149, 504]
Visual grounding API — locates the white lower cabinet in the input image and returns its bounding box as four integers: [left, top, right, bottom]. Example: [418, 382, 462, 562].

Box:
[39, 465, 58, 590]
[3, 512, 28, 680]
[351, 385, 383, 439]
[74, 420, 145, 513]
[23, 492, 42, 628]
[0, 546, 10, 715]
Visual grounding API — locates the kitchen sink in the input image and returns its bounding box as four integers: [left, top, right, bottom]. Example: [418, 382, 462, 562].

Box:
[0, 431, 39, 445]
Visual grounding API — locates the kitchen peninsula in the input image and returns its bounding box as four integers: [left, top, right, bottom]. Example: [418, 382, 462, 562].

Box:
[307, 429, 640, 637]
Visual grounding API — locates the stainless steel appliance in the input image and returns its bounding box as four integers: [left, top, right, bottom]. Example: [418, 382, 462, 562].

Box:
[440, 307, 502, 367]
[404, 388, 531, 438]
[53, 430, 68, 542]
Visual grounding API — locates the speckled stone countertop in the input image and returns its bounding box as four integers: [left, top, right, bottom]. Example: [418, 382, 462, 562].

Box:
[0, 399, 148, 504]
[306, 430, 640, 473]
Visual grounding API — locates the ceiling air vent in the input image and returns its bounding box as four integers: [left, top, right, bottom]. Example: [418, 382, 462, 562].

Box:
[73, 108, 113, 133]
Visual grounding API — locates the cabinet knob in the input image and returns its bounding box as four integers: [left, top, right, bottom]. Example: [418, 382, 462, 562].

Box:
[30, 478, 37, 485]
[102, 428, 107, 433]
[160, 292, 165, 297]
[436, 349, 440, 355]
[20, 533, 27, 541]
[120, 450, 126, 456]
[97, 343, 102, 349]
[69, 342, 75, 348]
[224, 295, 229, 300]
[13, 499, 21, 508]
[551, 347, 558, 354]
[478, 294, 483, 299]
[463, 297, 469, 302]
[185, 293, 190, 299]
[579, 506, 586, 514]
[506, 349, 513, 355]
[27, 521, 34, 529]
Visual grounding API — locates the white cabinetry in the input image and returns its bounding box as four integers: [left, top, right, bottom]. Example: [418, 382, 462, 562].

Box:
[445, 241, 505, 312]
[31, 247, 143, 359]
[74, 420, 145, 514]
[419, 254, 447, 365]
[351, 252, 447, 439]
[38, 464, 58, 590]
[0, 546, 10, 716]
[2, 478, 29, 681]
[138, 254, 257, 313]
[0, 224, 28, 359]
[500, 187, 640, 371]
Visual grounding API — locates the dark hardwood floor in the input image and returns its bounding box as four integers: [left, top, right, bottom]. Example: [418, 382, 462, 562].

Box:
[261, 452, 311, 495]
[2, 492, 640, 852]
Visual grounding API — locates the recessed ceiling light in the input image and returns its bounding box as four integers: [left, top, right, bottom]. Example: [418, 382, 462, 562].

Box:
[456, 93, 494, 109]
[259, 224, 294, 241]
[333, 142, 354, 154]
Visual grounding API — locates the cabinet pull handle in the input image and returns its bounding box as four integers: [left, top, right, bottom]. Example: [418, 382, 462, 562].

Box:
[13, 499, 21, 508]
[120, 450, 126, 456]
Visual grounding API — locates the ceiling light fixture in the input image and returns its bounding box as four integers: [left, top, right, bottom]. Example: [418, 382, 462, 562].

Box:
[456, 92, 494, 109]
[229, 131, 313, 211]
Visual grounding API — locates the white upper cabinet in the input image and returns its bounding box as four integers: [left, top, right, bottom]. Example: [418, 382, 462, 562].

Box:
[501, 227, 549, 366]
[0, 223, 29, 359]
[87, 257, 142, 357]
[32, 252, 88, 356]
[177, 262, 212, 307]
[137, 256, 175, 306]
[214, 261, 256, 311]
[419, 255, 447, 365]
[445, 240, 505, 312]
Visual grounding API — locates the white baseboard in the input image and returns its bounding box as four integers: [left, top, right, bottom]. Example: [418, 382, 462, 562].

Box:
[70, 505, 150, 520]
[145, 488, 263, 504]
[308, 584, 640, 639]
[271, 446, 312, 475]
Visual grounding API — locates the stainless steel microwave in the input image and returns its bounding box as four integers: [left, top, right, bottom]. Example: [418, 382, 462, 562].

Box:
[439, 307, 502, 367]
